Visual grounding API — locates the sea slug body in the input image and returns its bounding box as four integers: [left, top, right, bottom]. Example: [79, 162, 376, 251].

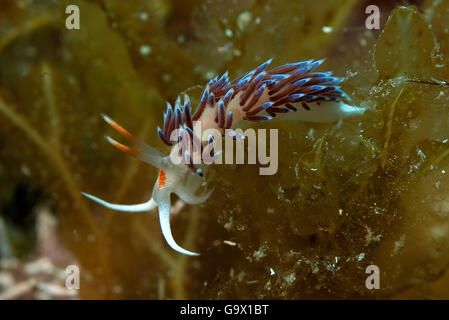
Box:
[82, 58, 366, 256]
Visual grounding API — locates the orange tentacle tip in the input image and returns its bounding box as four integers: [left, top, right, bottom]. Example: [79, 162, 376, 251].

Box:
[101, 114, 135, 142]
[105, 135, 139, 157]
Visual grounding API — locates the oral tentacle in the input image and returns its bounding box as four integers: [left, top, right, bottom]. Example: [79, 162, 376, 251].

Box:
[158, 192, 200, 256]
[102, 114, 164, 168]
[81, 192, 157, 212]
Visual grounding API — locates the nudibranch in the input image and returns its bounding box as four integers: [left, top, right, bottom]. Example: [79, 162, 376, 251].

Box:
[82, 58, 366, 256]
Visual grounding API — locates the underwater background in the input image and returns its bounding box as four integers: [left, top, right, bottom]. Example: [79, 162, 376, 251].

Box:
[1, 0, 449, 299]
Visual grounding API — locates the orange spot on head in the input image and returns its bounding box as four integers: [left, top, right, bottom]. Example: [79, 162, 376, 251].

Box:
[158, 169, 167, 189]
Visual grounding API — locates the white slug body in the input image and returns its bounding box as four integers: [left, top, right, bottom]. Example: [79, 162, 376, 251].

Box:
[82, 58, 366, 256]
